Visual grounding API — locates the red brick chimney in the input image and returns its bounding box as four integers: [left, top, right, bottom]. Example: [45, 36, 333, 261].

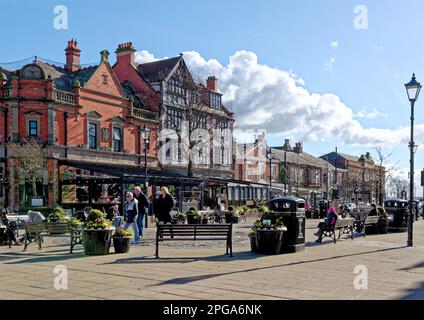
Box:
[294, 142, 303, 154]
[65, 39, 81, 72]
[206, 76, 218, 91]
[115, 42, 136, 66]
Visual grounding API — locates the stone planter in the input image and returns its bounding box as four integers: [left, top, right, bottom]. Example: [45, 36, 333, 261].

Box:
[225, 214, 233, 224]
[113, 237, 131, 253]
[249, 234, 258, 252]
[378, 218, 389, 234]
[256, 230, 284, 255]
[82, 228, 114, 255]
[187, 215, 201, 224]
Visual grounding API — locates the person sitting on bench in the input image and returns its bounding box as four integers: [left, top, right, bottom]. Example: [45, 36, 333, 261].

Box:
[314, 207, 338, 243]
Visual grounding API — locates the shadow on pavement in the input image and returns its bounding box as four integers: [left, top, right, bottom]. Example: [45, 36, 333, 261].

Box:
[399, 282, 424, 300]
[145, 246, 405, 286]
[104, 250, 262, 265]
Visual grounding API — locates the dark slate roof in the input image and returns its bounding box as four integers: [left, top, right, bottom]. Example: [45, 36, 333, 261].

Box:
[138, 56, 182, 82]
[34, 61, 98, 92]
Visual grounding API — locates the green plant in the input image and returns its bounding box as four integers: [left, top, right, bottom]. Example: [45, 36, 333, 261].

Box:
[70, 218, 82, 225]
[83, 209, 113, 229]
[228, 205, 235, 212]
[113, 226, 133, 238]
[377, 206, 388, 219]
[232, 213, 240, 218]
[186, 207, 199, 215]
[251, 219, 287, 232]
[202, 213, 209, 219]
[48, 206, 68, 221]
[248, 230, 257, 236]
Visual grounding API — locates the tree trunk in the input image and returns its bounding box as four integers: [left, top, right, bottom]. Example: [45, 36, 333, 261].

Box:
[32, 177, 38, 197]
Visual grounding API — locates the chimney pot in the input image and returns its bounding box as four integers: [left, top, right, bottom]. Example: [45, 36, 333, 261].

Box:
[206, 76, 218, 92]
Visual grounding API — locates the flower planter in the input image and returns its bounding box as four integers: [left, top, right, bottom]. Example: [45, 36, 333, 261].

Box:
[113, 237, 131, 253]
[256, 230, 284, 255]
[187, 215, 202, 224]
[378, 218, 389, 234]
[232, 217, 239, 224]
[225, 214, 233, 224]
[82, 229, 114, 255]
[249, 234, 258, 252]
[201, 218, 208, 224]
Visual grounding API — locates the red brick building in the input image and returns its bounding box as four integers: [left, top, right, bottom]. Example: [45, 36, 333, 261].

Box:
[0, 40, 160, 209]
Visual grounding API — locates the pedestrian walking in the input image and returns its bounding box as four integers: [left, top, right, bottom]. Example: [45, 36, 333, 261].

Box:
[153, 187, 174, 224]
[133, 186, 149, 238]
[123, 192, 140, 244]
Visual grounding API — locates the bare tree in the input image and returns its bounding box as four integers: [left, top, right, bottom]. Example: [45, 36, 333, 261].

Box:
[388, 176, 409, 198]
[161, 68, 215, 177]
[9, 138, 47, 196]
[375, 147, 396, 203]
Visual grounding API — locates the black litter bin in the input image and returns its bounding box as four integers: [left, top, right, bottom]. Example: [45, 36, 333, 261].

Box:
[268, 197, 305, 253]
[319, 200, 330, 219]
[385, 199, 408, 232]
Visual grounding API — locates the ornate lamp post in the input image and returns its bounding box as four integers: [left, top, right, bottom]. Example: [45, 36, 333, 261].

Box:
[1, 74, 9, 208]
[139, 124, 151, 228]
[405, 73, 421, 247]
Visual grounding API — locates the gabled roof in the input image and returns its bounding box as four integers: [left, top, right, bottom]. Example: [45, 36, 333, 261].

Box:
[138, 56, 182, 82]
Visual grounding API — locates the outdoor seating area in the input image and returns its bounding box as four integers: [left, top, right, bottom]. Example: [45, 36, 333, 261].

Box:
[155, 223, 233, 258]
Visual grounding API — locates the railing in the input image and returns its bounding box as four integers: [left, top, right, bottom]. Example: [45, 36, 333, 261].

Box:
[132, 108, 159, 121]
[53, 90, 76, 104]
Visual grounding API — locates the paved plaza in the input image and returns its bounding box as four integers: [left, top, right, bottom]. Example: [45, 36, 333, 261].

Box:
[1, 218, 424, 300]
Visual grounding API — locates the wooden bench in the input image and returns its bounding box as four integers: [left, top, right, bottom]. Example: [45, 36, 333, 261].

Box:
[354, 215, 380, 237]
[155, 223, 233, 258]
[23, 222, 83, 253]
[320, 218, 355, 244]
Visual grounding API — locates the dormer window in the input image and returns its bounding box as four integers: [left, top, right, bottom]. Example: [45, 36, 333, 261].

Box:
[210, 93, 221, 110]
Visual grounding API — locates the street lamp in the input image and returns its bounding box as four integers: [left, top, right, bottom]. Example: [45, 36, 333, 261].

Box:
[405, 73, 422, 247]
[139, 124, 151, 228]
[268, 147, 272, 200]
[1, 74, 9, 207]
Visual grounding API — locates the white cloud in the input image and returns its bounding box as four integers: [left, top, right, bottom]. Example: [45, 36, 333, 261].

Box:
[331, 41, 338, 49]
[134, 50, 166, 63]
[355, 107, 388, 119]
[135, 49, 424, 147]
[325, 57, 336, 71]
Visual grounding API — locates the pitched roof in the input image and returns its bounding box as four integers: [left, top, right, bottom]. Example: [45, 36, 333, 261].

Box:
[338, 152, 359, 162]
[138, 56, 182, 82]
[33, 61, 98, 92]
[272, 148, 335, 169]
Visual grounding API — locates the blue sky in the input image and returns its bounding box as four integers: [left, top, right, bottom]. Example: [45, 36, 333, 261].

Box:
[2, 0, 424, 190]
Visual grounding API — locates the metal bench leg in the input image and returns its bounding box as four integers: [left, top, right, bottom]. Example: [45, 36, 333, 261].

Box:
[333, 231, 337, 244]
[155, 240, 159, 259]
[229, 238, 233, 257]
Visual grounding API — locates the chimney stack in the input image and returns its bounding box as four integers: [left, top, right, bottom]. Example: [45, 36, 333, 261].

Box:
[294, 142, 303, 154]
[283, 139, 291, 152]
[206, 76, 218, 92]
[65, 39, 81, 72]
[115, 42, 136, 67]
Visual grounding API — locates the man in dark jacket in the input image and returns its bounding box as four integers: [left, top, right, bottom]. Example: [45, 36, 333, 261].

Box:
[368, 203, 378, 216]
[133, 186, 149, 237]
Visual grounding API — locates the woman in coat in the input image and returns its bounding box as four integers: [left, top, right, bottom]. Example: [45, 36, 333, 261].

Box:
[154, 187, 174, 224]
